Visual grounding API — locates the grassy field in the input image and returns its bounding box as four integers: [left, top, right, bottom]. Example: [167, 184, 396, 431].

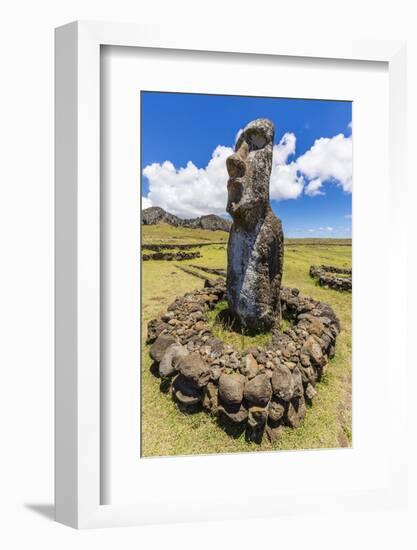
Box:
[141, 225, 352, 457]
[141, 223, 229, 245]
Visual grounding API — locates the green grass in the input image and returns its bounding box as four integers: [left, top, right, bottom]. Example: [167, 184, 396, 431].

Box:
[142, 223, 229, 245]
[141, 228, 352, 457]
[206, 300, 273, 351]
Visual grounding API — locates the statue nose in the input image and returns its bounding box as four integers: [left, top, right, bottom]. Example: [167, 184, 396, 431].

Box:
[226, 154, 246, 178]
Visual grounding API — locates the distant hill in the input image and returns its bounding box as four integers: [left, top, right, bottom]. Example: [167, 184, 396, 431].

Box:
[142, 206, 232, 232]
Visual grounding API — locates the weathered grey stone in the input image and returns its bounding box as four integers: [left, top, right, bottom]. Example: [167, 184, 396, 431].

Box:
[174, 375, 202, 406]
[209, 365, 222, 381]
[247, 406, 268, 442]
[226, 118, 284, 332]
[218, 373, 245, 405]
[292, 366, 304, 398]
[301, 335, 324, 367]
[177, 353, 211, 388]
[248, 406, 268, 429]
[158, 343, 188, 377]
[150, 333, 177, 363]
[240, 353, 259, 379]
[305, 383, 317, 401]
[286, 396, 307, 428]
[218, 403, 248, 424]
[146, 271, 342, 443]
[271, 363, 294, 401]
[310, 264, 352, 292]
[243, 373, 272, 406]
[147, 319, 169, 344]
[265, 424, 283, 443]
[268, 399, 286, 424]
[202, 382, 218, 414]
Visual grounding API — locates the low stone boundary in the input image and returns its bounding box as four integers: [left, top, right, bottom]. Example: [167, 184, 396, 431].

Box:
[309, 265, 352, 292]
[142, 242, 226, 252]
[142, 251, 201, 262]
[147, 278, 340, 443]
[189, 265, 227, 277]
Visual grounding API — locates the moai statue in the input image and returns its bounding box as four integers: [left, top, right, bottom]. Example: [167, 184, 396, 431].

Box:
[226, 118, 284, 332]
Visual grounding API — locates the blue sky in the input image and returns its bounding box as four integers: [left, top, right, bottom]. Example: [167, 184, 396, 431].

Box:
[141, 91, 352, 238]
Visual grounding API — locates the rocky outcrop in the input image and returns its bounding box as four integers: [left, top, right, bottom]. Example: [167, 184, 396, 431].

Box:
[142, 206, 231, 232]
[310, 265, 352, 292]
[147, 278, 340, 444]
[226, 119, 284, 332]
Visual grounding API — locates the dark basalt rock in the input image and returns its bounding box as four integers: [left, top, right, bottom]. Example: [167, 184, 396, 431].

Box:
[243, 373, 272, 407]
[271, 363, 294, 402]
[247, 406, 269, 442]
[226, 119, 284, 333]
[177, 353, 211, 388]
[159, 343, 189, 377]
[286, 396, 307, 428]
[146, 319, 169, 344]
[268, 399, 286, 424]
[301, 336, 324, 368]
[150, 333, 177, 363]
[218, 402, 249, 424]
[142, 251, 202, 262]
[174, 375, 203, 408]
[310, 265, 352, 292]
[202, 382, 218, 414]
[218, 373, 245, 406]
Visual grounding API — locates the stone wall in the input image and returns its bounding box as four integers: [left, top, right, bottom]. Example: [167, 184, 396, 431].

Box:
[142, 251, 201, 262]
[147, 278, 340, 443]
[309, 265, 352, 292]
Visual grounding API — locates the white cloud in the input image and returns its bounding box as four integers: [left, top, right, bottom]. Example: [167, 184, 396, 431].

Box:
[142, 196, 153, 209]
[297, 133, 352, 193]
[269, 133, 304, 200]
[141, 130, 352, 218]
[273, 132, 296, 165]
[142, 145, 233, 218]
[304, 178, 324, 197]
[270, 161, 304, 200]
[344, 213, 352, 219]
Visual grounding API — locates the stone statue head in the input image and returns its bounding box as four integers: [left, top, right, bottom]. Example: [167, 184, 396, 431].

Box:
[226, 118, 274, 228]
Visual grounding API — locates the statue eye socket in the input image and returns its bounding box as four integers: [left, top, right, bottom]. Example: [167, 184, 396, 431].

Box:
[246, 131, 267, 150]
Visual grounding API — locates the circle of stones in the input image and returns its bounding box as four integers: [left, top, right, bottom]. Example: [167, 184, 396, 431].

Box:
[309, 265, 352, 292]
[147, 278, 340, 443]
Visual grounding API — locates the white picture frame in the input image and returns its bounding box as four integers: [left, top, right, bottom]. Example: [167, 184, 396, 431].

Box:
[55, 20, 407, 529]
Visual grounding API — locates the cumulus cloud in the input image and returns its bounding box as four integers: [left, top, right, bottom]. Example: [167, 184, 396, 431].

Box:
[297, 133, 352, 193]
[273, 132, 296, 165]
[142, 145, 233, 218]
[269, 133, 304, 200]
[141, 130, 352, 217]
[270, 162, 304, 200]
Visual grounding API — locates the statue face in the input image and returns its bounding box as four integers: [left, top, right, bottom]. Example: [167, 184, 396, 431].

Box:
[226, 118, 274, 223]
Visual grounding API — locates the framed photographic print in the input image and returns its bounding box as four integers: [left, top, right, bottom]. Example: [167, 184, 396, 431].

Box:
[55, 21, 407, 528]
